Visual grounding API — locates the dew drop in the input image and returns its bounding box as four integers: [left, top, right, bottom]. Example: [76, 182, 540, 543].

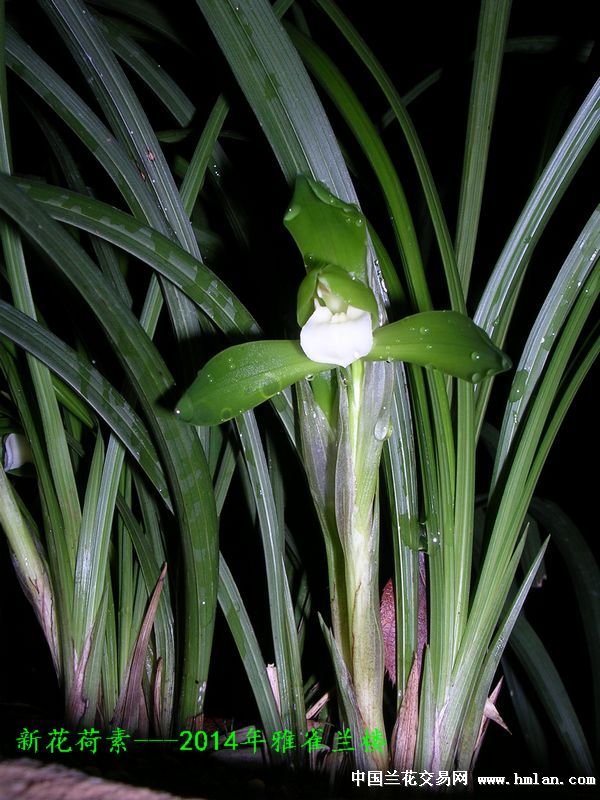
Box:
[419, 326, 430, 335]
[509, 369, 529, 402]
[471, 351, 481, 361]
[374, 417, 390, 441]
[379, 273, 388, 293]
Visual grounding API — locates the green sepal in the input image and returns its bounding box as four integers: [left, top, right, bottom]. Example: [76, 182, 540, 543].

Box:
[284, 175, 367, 278]
[366, 311, 512, 382]
[176, 340, 333, 426]
[296, 268, 320, 327]
[296, 264, 378, 326]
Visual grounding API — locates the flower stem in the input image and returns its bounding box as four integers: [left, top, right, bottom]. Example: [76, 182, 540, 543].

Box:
[341, 360, 388, 768]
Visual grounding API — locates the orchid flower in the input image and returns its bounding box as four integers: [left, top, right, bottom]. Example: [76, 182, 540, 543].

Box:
[3, 433, 33, 471]
[297, 262, 378, 367]
[176, 177, 510, 426]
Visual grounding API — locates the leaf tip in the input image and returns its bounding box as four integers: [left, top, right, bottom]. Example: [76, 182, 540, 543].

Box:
[174, 393, 195, 423]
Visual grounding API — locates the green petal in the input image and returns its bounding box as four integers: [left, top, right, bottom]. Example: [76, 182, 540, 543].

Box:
[296, 264, 378, 326]
[284, 175, 367, 277]
[367, 311, 512, 382]
[296, 269, 320, 326]
[176, 340, 332, 426]
[317, 265, 378, 320]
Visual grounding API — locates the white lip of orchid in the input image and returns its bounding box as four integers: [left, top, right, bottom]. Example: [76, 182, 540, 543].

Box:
[3, 433, 33, 471]
[300, 301, 374, 368]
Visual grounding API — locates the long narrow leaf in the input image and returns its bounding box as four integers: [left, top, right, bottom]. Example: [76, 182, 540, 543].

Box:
[474, 77, 599, 430]
[0, 299, 170, 506]
[0, 175, 219, 727]
[510, 615, 595, 773]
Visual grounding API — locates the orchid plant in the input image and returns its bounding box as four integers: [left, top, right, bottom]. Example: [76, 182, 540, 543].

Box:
[176, 175, 511, 768]
[0, 0, 596, 787]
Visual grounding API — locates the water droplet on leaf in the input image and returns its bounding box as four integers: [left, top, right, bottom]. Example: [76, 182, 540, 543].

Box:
[509, 369, 529, 402]
[374, 417, 391, 441]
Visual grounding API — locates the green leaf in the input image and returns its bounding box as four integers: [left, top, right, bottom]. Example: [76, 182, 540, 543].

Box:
[319, 614, 374, 771]
[502, 659, 550, 768]
[473, 77, 599, 430]
[0, 299, 170, 507]
[217, 554, 283, 744]
[99, 16, 195, 127]
[0, 173, 219, 728]
[492, 208, 600, 484]
[455, 0, 512, 295]
[456, 536, 548, 770]
[176, 341, 332, 426]
[284, 175, 367, 277]
[0, 465, 58, 668]
[89, 0, 184, 47]
[196, 0, 356, 197]
[367, 311, 512, 382]
[510, 615, 595, 774]
[235, 412, 307, 754]
[5, 25, 155, 226]
[530, 498, 600, 747]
